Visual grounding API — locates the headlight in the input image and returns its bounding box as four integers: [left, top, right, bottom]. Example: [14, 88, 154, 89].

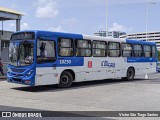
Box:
[25, 70, 34, 77]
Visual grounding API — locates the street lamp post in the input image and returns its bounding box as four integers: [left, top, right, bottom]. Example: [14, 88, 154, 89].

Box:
[146, 0, 149, 41]
[146, 0, 156, 41]
[106, 0, 108, 32]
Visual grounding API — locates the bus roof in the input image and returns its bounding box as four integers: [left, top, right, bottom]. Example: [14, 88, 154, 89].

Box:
[126, 39, 156, 46]
[12, 30, 157, 45]
[12, 30, 126, 42]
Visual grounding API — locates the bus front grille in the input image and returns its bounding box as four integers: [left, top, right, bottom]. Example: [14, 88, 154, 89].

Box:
[12, 78, 22, 83]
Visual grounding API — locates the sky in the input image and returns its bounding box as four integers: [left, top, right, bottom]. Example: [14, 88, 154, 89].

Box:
[0, 0, 160, 35]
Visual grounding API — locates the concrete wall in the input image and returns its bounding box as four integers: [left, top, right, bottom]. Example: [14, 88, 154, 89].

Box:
[1, 47, 9, 62]
[0, 31, 13, 40]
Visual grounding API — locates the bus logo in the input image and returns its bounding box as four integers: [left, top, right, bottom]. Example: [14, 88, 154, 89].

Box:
[2, 112, 11, 117]
[101, 61, 115, 68]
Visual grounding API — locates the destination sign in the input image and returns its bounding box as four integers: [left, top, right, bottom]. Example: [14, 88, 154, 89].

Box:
[11, 32, 35, 40]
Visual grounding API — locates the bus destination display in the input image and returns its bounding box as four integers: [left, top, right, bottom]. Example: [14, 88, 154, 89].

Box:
[11, 32, 35, 40]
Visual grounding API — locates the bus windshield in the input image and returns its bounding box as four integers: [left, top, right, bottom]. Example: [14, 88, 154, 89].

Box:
[9, 41, 34, 66]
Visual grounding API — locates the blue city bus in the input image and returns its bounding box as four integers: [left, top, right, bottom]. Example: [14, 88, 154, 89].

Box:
[7, 30, 157, 88]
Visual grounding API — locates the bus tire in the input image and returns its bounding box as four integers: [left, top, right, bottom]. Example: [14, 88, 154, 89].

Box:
[57, 71, 73, 88]
[126, 67, 135, 80]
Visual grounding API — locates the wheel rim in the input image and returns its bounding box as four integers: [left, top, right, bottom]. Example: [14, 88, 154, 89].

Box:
[61, 75, 69, 84]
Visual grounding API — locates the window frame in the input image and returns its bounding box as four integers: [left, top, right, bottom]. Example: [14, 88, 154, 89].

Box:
[133, 44, 143, 57]
[143, 45, 152, 58]
[58, 37, 74, 57]
[92, 40, 107, 57]
[108, 41, 121, 57]
[75, 39, 92, 57]
[121, 43, 133, 57]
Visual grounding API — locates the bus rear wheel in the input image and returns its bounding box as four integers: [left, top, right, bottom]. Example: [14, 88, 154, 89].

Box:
[126, 67, 135, 80]
[57, 71, 73, 88]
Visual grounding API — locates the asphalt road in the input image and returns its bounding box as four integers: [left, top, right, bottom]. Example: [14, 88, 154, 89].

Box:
[0, 73, 160, 120]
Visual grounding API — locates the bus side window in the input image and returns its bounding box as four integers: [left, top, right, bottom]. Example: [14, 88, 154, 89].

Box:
[59, 38, 73, 57]
[108, 42, 121, 57]
[152, 46, 156, 58]
[37, 40, 56, 63]
[92, 41, 107, 57]
[121, 43, 132, 57]
[76, 40, 92, 57]
[40, 42, 46, 57]
[133, 44, 143, 57]
[144, 45, 152, 57]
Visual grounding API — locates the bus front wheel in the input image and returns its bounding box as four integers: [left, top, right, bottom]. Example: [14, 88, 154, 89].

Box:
[57, 71, 73, 88]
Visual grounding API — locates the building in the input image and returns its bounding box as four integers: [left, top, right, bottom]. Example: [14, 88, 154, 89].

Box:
[0, 6, 22, 31]
[0, 31, 13, 62]
[94, 31, 126, 38]
[0, 7, 22, 62]
[120, 31, 160, 50]
[0, 7, 22, 74]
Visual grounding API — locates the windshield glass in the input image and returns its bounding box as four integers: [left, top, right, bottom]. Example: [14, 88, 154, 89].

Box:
[9, 41, 34, 66]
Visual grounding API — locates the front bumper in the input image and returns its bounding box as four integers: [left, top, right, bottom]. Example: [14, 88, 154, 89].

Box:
[7, 73, 35, 86]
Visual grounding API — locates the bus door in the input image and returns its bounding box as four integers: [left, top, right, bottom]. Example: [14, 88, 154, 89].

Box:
[92, 41, 107, 80]
[106, 58, 122, 78]
[68, 39, 92, 81]
[36, 38, 58, 85]
[106, 42, 122, 78]
[92, 57, 107, 80]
